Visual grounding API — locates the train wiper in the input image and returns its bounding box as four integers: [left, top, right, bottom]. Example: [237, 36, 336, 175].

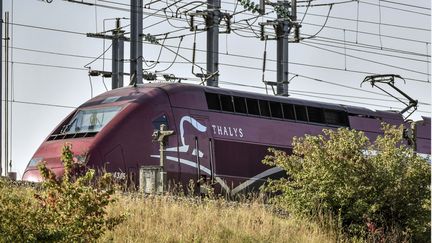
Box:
[60, 117, 77, 134]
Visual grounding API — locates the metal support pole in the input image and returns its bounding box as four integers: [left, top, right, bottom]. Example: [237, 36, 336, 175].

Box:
[112, 18, 124, 89]
[276, 1, 289, 96]
[292, 0, 299, 41]
[4, 12, 8, 176]
[0, 0, 3, 176]
[130, 0, 143, 85]
[206, 0, 220, 87]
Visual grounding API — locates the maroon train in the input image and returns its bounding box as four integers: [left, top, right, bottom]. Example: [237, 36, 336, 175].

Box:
[22, 83, 431, 194]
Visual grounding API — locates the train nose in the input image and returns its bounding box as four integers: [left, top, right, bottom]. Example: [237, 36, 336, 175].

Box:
[22, 157, 64, 182]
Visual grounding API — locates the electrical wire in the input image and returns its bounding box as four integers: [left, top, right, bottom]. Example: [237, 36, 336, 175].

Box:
[156, 36, 184, 73]
[378, 0, 383, 49]
[13, 0, 432, 107]
[80, 0, 432, 33]
[6, 30, 427, 82]
[12, 7, 424, 60]
[7, 59, 431, 109]
[356, 0, 359, 43]
[84, 43, 113, 68]
[297, 10, 430, 32]
[143, 33, 168, 70]
[359, 0, 430, 16]
[3, 99, 76, 109]
[297, 0, 356, 7]
[300, 21, 429, 44]
[218, 0, 431, 31]
[301, 42, 430, 77]
[312, 35, 430, 58]
[218, 80, 430, 113]
[11, 53, 431, 107]
[215, 61, 430, 105]
[299, 0, 312, 24]
[303, 39, 429, 63]
[300, 4, 333, 40]
[379, 0, 431, 11]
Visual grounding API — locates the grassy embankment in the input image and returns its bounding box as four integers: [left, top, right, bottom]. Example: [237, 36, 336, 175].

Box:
[100, 194, 338, 243]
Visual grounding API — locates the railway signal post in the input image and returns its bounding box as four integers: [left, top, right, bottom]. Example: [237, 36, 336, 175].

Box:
[152, 124, 174, 193]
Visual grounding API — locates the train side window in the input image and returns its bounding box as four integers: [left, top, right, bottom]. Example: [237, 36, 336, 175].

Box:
[259, 100, 271, 117]
[233, 96, 247, 114]
[324, 110, 349, 126]
[282, 104, 295, 120]
[246, 98, 260, 115]
[220, 95, 234, 112]
[269, 102, 283, 118]
[308, 107, 324, 123]
[152, 114, 168, 129]
[205, 92, 221, 110]
[295, 105, 308, 121]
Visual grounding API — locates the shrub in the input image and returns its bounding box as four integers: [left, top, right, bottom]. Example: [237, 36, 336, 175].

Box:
[0, 144, 123, 242]
[263, 124, 431, 242]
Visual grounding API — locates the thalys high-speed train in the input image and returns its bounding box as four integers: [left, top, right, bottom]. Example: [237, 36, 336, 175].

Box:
[22, 83, 431, 194]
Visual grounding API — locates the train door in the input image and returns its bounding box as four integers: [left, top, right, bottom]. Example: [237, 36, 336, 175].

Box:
[179, 114, 214, 190]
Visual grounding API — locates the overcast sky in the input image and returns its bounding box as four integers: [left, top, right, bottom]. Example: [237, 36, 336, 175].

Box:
[2, 0, 430, 178]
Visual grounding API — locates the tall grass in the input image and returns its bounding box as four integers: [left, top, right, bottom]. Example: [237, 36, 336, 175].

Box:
[100, 194, 338, 243]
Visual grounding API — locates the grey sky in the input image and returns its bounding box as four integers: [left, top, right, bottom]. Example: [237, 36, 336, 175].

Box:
[3, 0, 430, 178]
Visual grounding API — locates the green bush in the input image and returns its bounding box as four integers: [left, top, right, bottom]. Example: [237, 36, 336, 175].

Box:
[263, 124, 431, 242]
[0, 144, 123, 242]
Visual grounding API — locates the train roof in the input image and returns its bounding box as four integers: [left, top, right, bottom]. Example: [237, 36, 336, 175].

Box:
[82, 82, 406, 120]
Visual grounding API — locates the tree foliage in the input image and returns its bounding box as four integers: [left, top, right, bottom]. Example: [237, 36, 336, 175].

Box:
[0, 144, 123, 242]
[263, 124, 431, 241]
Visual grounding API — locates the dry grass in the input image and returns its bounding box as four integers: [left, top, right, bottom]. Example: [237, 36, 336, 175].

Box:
[100, 194, 338, 243]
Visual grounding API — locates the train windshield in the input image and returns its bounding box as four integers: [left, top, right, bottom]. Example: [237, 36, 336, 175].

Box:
[62, 106, 121, 134]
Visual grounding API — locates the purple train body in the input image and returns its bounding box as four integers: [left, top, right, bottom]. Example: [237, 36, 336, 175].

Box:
[22, 83, 431, 194]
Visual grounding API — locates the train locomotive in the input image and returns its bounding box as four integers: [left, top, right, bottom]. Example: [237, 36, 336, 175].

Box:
[22, 83, 431, 194]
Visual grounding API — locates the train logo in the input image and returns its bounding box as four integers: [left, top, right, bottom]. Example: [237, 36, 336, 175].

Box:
[150, 115, 281, 195]
[150, 115, 211, 174]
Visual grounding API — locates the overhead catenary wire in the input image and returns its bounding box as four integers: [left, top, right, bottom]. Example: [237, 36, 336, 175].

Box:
[230, 21, 431, 53]
[378, 0, 383, 49]
[359, 0, 430, 16]
[217, 0, 431, 31]
[218, 81, 430, 113]
[84, 0, 432, 34]
[13, 0, 432, 106]
[10, 57, 431, 107]
[96, 0, 431, 35]
[379, 0, 431, 11]
[296, 0, 356, 8]
[6, 57, 431, 113]
[6, 30, 427, 85]
[300, 20, 430, 45]
[2, 99, 76, 109]
[312, 35, 430, 58]
[300, 42, 430, 77]
[229, 22, 430, 58]
[156, 36, 184, 73]
[300, 4, 333, 40]
[16, 3, 430, 48]
[298, 10, 430, 32]
[7, 17, 431, 83]
[303, 39, 429, 63]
